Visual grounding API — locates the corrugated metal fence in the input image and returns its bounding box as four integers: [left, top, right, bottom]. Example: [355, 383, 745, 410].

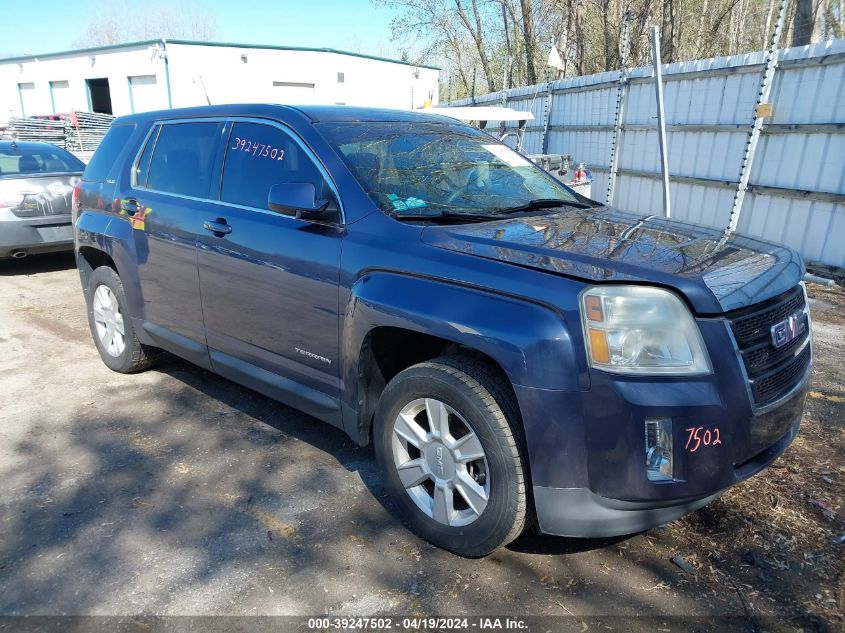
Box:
[449, 38, 845, 273]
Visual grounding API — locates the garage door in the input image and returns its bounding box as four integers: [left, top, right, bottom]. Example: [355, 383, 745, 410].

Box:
[18, 83, 37, 117]
[128, 75, 164, 113]
[50, 80, 72, 114]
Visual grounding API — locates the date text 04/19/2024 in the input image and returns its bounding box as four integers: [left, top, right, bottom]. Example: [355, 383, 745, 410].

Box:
[305, 617, 528, 630]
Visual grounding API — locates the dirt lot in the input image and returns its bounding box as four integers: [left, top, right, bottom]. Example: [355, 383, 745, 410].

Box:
[0, 253, 842, 632]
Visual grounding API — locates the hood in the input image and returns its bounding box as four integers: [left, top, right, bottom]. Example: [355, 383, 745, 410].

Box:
[420, 207, 804, 314]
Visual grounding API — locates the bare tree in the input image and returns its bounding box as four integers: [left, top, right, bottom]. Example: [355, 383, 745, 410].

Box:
[74, 0, 217, 47]
[379, 0, 832, 100]
[453, 0, 498, 92]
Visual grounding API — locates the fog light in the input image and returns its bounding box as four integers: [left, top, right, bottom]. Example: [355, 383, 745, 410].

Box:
[645, 417, 674, 482]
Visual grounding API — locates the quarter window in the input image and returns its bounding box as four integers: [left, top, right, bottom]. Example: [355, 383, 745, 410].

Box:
[84, 124, 134, 182]
[146, 122, 221, 198]
[134, 125, 160, 187]
[221, 122, 326, 210]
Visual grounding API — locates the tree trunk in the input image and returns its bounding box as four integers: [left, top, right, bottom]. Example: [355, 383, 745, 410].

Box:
[519, 0, 538, 84]
[662, 0, 677, 61]
[792, 0, 827, 45]
[602, 0, 614, 71]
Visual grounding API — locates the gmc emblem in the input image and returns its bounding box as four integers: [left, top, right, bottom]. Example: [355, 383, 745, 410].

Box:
[770, 312, 806, 349]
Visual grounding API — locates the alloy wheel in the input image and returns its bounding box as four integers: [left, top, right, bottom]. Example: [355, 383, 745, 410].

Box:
[391, 398, 490, 527]
[92, 284, 126, 357]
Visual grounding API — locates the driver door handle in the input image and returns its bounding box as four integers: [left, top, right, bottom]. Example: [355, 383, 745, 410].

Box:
[203, 219, 232, 236]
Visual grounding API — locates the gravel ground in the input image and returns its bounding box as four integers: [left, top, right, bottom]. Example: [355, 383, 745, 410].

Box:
[0, 253, 841, 632]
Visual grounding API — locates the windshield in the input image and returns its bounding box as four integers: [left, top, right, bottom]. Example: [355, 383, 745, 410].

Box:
[0, 146, 85, 177]
[316, 121, 582, 218]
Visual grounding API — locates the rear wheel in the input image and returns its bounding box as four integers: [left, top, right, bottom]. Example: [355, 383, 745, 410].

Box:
[374, 356, 528, 557]
[85, 266, 158, 373]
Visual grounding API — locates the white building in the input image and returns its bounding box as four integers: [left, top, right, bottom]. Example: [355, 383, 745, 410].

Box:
[0, 39, 440, 123]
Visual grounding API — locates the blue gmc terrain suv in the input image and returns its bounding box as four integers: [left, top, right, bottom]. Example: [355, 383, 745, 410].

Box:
[73, 105, 811, 556]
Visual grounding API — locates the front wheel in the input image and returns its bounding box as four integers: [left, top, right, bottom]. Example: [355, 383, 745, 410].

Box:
[374, 356, 528, 557]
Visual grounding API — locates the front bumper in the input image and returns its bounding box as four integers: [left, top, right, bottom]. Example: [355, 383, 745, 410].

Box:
[0, 216, 73, 258]
[534, 418, 799, 537]
[517, 316, 810, 538]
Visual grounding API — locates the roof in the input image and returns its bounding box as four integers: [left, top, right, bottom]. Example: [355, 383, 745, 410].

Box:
[0, 39, 440, 71]
[293, 105, 454, 123]
[111, 104, 457, 126]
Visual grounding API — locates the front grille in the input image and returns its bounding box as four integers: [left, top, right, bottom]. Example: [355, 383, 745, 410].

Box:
[750, 345, 811, 404]
[731, 290, 805, 345]
[727, 286, 811, 407]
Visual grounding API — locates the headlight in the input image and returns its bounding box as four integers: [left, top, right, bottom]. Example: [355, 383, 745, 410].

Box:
[580, 285, 712, 375]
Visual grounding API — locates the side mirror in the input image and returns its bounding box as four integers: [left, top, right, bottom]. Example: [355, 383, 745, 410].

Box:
[268, 182, 337, 222]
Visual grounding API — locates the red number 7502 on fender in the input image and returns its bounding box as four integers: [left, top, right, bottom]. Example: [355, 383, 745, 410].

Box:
[684, 426, 723, 453]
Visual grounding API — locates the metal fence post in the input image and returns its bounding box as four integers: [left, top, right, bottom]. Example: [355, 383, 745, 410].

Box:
[725, 0, 789, 233]
[541, 67, 554, 154]
[651, 27, 672, 218]
[606, 10, 633, 206]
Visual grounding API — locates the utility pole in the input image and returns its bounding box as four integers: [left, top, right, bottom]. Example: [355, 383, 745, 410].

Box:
[606, 10, 633, 206]
[651, 27, 672, 218]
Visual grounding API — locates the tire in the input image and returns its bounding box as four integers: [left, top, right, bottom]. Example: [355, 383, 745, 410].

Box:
[85, 265, 158, 373]
[374, 356, 528, 557]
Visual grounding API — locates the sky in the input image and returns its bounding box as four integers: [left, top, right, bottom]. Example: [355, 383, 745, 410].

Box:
[0, 0, 410, 59]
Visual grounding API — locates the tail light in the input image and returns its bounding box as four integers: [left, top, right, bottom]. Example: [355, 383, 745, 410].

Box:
[72, 183, 81, 220]
[0, 193, 25, 209]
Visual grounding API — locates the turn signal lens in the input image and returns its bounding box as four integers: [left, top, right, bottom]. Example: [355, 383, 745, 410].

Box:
[588, 328, 610, 363]
[584, 295, 604, 322]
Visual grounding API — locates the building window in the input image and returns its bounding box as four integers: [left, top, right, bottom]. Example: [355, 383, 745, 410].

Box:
[337, 72, 345, 83]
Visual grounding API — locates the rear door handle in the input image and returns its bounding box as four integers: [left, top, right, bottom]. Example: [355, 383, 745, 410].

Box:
[121, 199, 139, 216]
[203, 219, 232, 236]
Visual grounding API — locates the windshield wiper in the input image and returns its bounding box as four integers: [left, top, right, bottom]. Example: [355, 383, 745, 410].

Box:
[391, 199, 599, 223]
[391, 210, 499, 223]
[491, 198, 595, 215]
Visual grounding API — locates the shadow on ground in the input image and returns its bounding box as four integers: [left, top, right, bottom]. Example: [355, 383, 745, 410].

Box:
[0, 351, 721, 622]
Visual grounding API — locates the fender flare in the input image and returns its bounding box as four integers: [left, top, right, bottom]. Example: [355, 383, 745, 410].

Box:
[341, 271, 587, 441]
[76, 211, 145, 317]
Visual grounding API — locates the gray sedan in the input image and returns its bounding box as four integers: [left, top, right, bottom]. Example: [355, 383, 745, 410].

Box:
[0, 140, 85, 259]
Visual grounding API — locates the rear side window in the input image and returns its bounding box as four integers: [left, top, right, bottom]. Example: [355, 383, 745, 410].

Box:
[0, 146, 85, 176]
[84, 124, 134, 182]
[221, 122, 325, 210]
[146, 122, 221, 198]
